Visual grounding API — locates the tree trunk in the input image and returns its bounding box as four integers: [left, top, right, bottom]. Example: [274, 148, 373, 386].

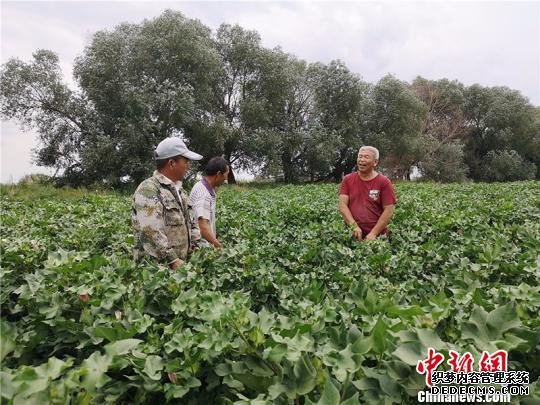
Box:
[331, 149, 354, 182]
[227, 165, 237, 184]
[224, 152, 237, 184]
[282, 151, 294, 183]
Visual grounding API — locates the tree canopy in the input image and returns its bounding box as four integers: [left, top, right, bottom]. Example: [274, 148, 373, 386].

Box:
[1, 10, 538, 186]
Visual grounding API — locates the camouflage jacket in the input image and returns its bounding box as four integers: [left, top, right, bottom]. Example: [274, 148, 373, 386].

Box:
[132, 171, 200, 264]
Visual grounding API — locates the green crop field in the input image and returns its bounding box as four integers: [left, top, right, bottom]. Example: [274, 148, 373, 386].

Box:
[1, 181, 539, 404]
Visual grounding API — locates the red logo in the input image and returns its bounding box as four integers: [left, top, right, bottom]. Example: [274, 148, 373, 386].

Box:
[479, 350, 508, 372]
[448, 350, 474, 373]
[416, 349, 508, 387]
[416, 348, 445, 387]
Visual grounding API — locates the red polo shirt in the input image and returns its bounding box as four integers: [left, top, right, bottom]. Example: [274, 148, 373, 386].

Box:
[339, 172, 397, 236]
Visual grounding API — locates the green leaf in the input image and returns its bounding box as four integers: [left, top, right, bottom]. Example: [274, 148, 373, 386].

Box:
[294, 353, 317, 395]
[322, 344, 362, 382]
[462, 304, 522, 350]
[351, 336, 372, 355]
[257, 307, 276, 333]
[143, 355, 164, 380]
[387, 305, 425, 318]
[0, 321, 16, 362]
[493, 334, 529, 352]
[393, 342, 423, 366]
[264, 343, 288, 363]
[223, 374, 244, 390]
[416, 329, 446, 351]
[245, 357, 275, 377]
[0, 371, 14, 400]
[34, 357, 73, 380]
[378, 373, 400, 398]
[104, 339, 142, 356]
[341, 393, 360, 405]
[317, 378, 340, 405]
[249, 327, 265, 347]
[371, 316, 389, 354]
[234, 372, 273, 393]
[10, 367, 49, 400]
[164, 383, 189, 400]
[351, 377, 378, 391]
[93, 326, 134, 342]
[486, 303, 521, 333]
[268, 382, 286, 400]
[80, 351, 112, 391]
[215, 363, 231, 377]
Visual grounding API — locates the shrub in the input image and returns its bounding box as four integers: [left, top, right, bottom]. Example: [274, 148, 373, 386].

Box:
[418, 138, 468, 182]
[479, 149, 536, 182]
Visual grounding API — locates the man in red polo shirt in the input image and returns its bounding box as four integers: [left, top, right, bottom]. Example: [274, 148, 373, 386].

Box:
[338, 146, 397, 241]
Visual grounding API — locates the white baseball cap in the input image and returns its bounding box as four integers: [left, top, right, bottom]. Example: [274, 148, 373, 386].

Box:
[155, 137, 203, 161]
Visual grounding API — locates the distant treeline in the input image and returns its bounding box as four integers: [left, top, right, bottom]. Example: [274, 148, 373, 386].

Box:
[1, 10, 538, 187]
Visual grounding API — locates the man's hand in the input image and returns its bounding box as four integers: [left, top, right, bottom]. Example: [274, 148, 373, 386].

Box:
[212, 239, 222, 250]
[351, 224, 362, 241]
[364, 232, 377, 241]
[169, 258, 185, 271]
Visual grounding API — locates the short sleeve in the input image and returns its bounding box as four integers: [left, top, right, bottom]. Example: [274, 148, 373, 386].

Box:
[193, 201, 212, 221]
[380, 177, 397, 206]
[189, 183, 212, 220]
[339, 176, 350, 196]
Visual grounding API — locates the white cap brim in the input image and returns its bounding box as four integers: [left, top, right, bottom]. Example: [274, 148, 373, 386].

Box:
[183, 150, 203, 161]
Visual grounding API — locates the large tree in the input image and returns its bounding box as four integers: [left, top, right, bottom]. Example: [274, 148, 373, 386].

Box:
[185, 23, 263, 183]
[242, 49, 342, 182]
[463, 85, 539, 180]
[411, 77, 469, 182]
[411, 77, 469, 142]
[243, 49, 313, 182]
[1, 11, 223, 187]
[72, 10, 221, 185]
[310, 60, 371, 181]
[0, 50, 94, 183]
[365, 75, 426, 179]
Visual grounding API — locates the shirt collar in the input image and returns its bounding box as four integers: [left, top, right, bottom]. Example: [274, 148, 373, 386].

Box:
[153, 170, 173, 185]
[153, 171, 182, 188]
[202, 177, 216, 198]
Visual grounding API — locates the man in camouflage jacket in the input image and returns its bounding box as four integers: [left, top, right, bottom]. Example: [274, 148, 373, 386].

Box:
[132, 137, 203, 270]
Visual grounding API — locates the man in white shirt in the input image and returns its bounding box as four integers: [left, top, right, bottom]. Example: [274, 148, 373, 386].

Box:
[189, 157, 229, 249]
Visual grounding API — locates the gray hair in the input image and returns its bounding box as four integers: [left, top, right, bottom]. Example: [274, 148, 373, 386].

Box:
[358, 146, 379, 160]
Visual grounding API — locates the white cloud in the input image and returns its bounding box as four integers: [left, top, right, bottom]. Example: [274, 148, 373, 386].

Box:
[3, 1, 537, 98]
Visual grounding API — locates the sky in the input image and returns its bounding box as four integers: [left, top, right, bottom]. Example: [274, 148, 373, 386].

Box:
[1, 0, 539, 183]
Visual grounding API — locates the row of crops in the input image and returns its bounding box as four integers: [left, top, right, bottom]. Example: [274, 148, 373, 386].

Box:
[1, 181, 539, 403]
